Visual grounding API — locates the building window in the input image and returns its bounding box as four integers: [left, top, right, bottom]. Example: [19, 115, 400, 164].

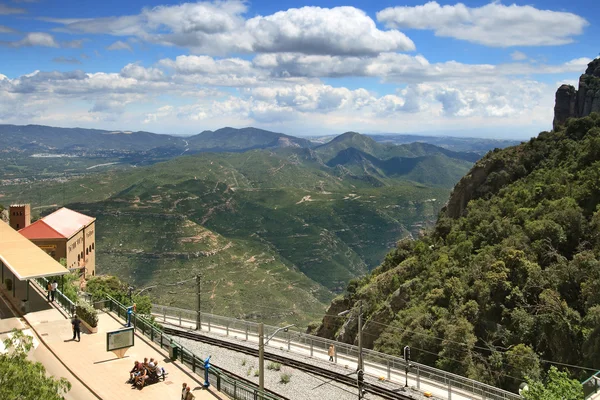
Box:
[78, 254, 80, 262]
[86, 248, 89, 255]
[16, 224, 19, 229]
[92, 243, 95, 250]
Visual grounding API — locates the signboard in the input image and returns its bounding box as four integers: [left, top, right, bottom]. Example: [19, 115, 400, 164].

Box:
[106, 327, 134, 352]
[38, 245, 56, 251]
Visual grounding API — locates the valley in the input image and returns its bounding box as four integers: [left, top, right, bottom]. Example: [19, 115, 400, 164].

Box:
[0, 126, 485, 326]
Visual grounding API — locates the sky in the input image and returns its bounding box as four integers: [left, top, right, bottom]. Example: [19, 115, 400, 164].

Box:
[0, 0, 597, 139]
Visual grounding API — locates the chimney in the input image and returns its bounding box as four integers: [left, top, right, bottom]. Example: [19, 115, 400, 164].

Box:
[9, 204, 31, 230]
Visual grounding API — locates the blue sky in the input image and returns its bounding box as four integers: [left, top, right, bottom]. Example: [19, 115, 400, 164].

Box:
[0, 0, 597, 138]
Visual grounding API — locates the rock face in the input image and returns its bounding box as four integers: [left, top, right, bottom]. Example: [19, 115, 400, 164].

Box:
[553, 58, 600, 130]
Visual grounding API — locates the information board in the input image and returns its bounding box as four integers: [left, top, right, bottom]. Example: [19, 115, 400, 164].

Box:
[106, 327, 134, 352]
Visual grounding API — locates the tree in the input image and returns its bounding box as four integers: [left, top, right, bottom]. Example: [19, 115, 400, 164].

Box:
[0, 329, 71, 400]
[521, 366, 583, 400]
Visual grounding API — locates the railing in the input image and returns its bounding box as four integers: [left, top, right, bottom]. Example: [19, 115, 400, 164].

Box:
[34, 276, 76, 316]
[102, 296, 285, 400]
[153, 304, 522, 400]
[583, 371, 600, 398]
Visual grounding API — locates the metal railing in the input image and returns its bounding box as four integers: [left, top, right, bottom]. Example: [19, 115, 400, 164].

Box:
[583, 371, 600, 398]
[153, 304, 521, 400]
[34, 276, 76, 316]
[102, 296, 285, 400]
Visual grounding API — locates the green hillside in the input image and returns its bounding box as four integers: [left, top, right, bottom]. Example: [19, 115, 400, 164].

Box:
[188, 127, 312, 151]
[315, 131, 479, 164]
[314, 113, 600, 390]
[1, 144, 455, 326]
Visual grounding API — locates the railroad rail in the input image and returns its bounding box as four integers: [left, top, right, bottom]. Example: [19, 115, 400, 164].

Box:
[164, 326, 413, 400]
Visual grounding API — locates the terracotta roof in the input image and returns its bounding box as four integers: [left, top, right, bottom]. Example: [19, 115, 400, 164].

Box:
[19, 220, 65, 240]
[40, 207, 95, 239]
[0, 220, 69, 280]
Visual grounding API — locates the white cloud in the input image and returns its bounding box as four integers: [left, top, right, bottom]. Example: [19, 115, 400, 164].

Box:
[48, 2, 413, 56]
[377, 1, 588, 47]
[106, 40, 132, 51]
[0, 4, 25, 15]
[120, 63, 164, 81]
[62, 39, 87, 48]
[243, 6, 414, 55]
[0, 25, 17, 33]
[2, 32, 59, 48]
[0, 51, 588, 138]
[510, 51, 527, 61]
[249, 53, 591, 83]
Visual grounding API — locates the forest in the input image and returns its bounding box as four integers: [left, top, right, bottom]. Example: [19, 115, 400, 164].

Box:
[317, 113, 600, 391]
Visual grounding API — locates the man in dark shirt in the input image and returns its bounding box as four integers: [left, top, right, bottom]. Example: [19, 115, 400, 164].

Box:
[72, 314, 81, 342]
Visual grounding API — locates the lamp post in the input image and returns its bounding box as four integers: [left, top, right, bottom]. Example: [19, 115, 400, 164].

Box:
[339, 300, 364, 399]
[258, 323, 295, 397]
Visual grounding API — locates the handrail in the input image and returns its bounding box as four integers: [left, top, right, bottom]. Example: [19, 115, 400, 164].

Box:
[34, 276, 76, 316]
[153, 304, 521, 400]
[103, 296, 286, 400]
[583, 370, 600, 398]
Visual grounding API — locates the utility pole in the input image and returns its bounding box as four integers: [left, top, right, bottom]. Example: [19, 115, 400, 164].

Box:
[404, 346, 411, 388]
[258, 322, 265, 398]
[196, 274, 202, 331]
[357, 299, 363, 372]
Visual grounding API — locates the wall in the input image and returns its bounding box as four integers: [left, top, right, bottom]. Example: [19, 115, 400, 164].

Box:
[66, 230, 85, 272]
[9, 204, 30, 230]
[30, 238, 67, 262]
[83, 222, 96, 277]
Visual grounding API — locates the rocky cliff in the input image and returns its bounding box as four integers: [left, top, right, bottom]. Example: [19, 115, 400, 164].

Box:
[553, 58, 600, 129]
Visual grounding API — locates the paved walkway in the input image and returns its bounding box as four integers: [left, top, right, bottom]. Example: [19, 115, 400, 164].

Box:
[2, 283, 225, 400]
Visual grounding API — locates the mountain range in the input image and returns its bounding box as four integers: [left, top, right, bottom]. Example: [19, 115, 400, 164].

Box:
[0, 127, 485, 326]
[0, 124, 517, 157]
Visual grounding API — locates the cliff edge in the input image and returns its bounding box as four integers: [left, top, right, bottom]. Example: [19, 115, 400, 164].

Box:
[553, 58, 600, 129]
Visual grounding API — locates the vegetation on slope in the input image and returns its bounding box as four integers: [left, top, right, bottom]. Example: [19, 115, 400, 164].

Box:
[1, 134, 470, 327]
[316, 113, 600, 390]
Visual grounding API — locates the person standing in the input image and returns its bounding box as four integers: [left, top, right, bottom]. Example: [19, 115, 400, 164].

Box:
[47, 281, 52, 301]
[181, 383, 188, 400]
[71, 314, 81, 342]
[328, 344, 335, 362]
[51, 280, 58, 302]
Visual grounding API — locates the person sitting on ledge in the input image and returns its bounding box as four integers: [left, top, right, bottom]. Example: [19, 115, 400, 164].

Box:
[128, 360, 141, 383]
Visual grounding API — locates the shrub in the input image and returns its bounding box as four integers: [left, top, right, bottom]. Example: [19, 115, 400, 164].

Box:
[75, 301, 99, 328]
[267, 362, 281, 371]
[279, 373, 291, 384]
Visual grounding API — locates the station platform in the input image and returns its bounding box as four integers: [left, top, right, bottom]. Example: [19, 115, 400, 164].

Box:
[1, 282, 226, 400]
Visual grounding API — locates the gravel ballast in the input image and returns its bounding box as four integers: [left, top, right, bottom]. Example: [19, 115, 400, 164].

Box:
[170, 326, 437, 400]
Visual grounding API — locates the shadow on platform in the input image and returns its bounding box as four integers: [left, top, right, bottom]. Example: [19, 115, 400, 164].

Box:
[0, 274, 55, 315]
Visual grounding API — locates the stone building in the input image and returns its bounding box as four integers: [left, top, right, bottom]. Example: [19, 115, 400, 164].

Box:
[13, 206, 96, 278]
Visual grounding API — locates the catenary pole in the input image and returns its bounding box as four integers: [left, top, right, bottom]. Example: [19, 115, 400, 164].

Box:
[196, 274, 202, 330]
[259, 322, 265, 397]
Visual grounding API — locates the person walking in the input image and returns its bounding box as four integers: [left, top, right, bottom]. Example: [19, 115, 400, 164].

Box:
[181, 383, 188, 400]
[328, 344, 335, 362]
[47, 281, 52, 301]
[184, 386, 195, 400]
[51, 280, 58, 302]
[71, 314, 81, 342]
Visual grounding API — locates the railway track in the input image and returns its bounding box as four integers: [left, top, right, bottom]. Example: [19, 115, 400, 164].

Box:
[164, 327, 413, 400]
